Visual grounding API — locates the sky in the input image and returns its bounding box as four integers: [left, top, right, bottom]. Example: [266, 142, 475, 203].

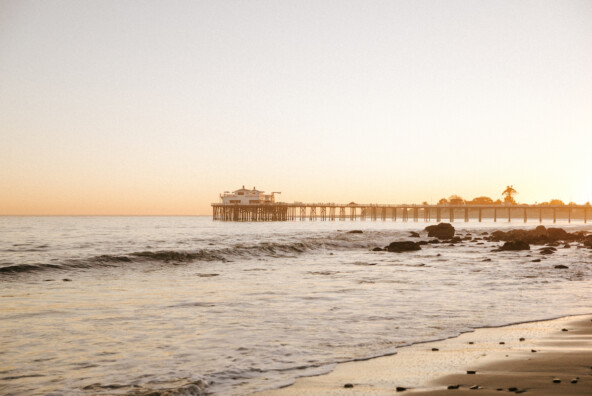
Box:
[1, 0, 591, 215]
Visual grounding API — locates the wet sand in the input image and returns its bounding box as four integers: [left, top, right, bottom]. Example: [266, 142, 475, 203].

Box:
[254, 315, 592, 395]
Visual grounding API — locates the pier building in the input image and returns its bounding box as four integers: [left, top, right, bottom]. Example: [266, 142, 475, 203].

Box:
[220, 186, 279, 205]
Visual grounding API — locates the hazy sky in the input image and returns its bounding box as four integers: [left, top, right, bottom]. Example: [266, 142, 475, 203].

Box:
[1, 0, 591, 215]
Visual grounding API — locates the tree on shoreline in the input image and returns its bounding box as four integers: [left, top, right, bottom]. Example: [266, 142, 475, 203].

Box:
[549, 199, 565, 206]
[448, 195, 465, 205]
[468, 196, 494, 205]
[502, 185, 517, 204]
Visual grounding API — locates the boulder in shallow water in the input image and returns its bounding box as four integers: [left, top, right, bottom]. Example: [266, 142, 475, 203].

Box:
[539, 247, 556, 255]
[409, 231, 420, 238]
[371, 247, 383, 252]
[554, 264, 569, 269]
[385, 241, 422, 253]
[424, 223, 455, 239]
[547, 227, 569, 242]
[348, 230, 363, 234]
[496, 241, 530, 251]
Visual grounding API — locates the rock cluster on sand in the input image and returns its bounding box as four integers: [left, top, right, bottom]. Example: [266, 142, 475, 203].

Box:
[424, 223, 455, 240]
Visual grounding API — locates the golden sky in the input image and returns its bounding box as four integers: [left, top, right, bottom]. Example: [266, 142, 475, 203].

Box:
[1, 1, 591, 215]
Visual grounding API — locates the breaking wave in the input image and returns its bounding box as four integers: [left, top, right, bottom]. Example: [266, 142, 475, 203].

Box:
[0, 230, 411, 277]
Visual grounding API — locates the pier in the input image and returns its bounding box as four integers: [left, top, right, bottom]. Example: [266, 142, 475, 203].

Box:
[212, 203, 590, 223]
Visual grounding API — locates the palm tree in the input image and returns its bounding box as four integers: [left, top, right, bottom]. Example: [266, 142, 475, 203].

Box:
[502, 185, 517, 204]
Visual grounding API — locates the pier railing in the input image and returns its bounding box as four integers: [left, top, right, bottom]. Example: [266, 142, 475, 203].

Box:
[212, 203, 590, 223]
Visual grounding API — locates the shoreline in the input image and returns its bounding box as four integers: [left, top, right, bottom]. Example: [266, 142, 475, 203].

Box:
[254, 314, 592, 395]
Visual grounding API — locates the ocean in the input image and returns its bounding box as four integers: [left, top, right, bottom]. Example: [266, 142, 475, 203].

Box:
[1, 216, 591, 395]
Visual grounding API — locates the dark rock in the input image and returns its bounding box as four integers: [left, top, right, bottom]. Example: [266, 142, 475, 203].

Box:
[425, 223, 455, 240]
[417, 241, 429, 245]
[482, 258, 492, 262]
[571, 379, 578, 384]
[451, 236, 462, 243]
[432, 348, 439, 351]
[496, 241, 530, 251]
[552, 378, 561, 383]
[344, 383, 354, 388]
[469, 385, 479, 390]
[447, 384, 460, 390]
[562, 328, 568, 332]
[508, 387, 518, 392]
[554, 265, 569, 269]
[519, 337, 525, 341]
[429, 239, 440, 244]
[564, 243, 571, 248]
[499, 342, 505, 345]
[532, 259, 541, 262]
[539, 247, 556, 255]
[348, 230, 363, 234]
[396, 386, 407, 392]
[547, 228, 569, 241]
[531, 349, 537, 352]
[409, 231, 420, 238]
[62, 278, 72, 282]
[467, 370, 476, 374]
[372, 247, 383, 252]
[385, 241, 421, 253]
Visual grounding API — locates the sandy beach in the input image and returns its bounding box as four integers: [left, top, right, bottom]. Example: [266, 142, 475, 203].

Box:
[255, 315, 592, 395]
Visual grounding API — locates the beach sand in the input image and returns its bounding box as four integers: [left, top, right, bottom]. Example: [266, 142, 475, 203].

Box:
[254, 315, 592, 395]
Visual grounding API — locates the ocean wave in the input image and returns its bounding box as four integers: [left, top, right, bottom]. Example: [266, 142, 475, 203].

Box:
[0, 230, 413, 277]
[0, 263, 61, 274]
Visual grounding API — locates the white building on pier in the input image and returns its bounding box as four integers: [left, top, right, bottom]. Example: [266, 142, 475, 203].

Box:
[220, 186, 279, 205]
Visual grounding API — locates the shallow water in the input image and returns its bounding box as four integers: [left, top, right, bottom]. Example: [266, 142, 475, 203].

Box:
[1, 216, 591, 395]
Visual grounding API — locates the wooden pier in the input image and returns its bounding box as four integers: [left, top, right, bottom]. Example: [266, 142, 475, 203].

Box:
[212, 203, 590, 223]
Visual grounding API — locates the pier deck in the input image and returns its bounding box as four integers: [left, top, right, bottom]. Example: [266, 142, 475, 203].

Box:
[212, 203, 590, 223]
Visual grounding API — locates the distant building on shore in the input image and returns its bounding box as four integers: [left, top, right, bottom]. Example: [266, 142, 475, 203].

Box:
[220, 186, 280, 205]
